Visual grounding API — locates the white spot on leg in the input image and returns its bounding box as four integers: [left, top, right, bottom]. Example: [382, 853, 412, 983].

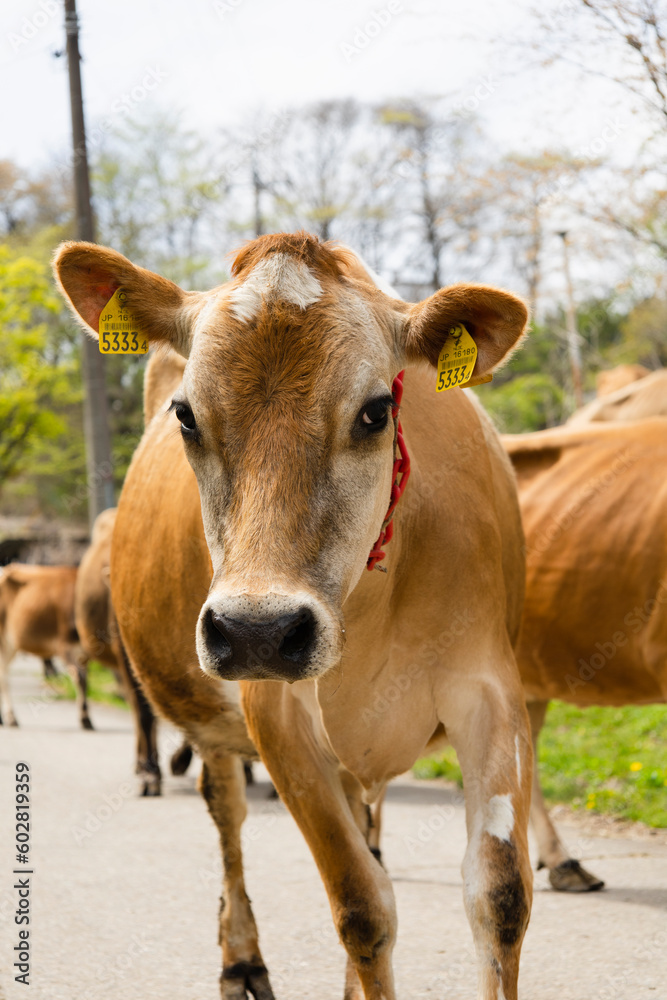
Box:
[229, 253, 322, 321]
[484, 794, 514, 843]
[515, 734, 521, 785]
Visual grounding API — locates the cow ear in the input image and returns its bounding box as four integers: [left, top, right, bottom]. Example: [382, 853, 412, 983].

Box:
[52, 242, 202, 358]
[402, 283, 528, 376]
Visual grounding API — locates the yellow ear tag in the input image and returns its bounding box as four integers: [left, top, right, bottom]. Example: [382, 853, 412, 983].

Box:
[98, 289, 148, 355]
[437, 323, 484, 391]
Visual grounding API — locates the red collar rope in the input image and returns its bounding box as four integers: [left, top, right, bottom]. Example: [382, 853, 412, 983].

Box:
[366, 370, 411, 572]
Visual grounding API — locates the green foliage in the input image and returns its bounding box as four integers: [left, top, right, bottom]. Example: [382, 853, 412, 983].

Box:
[48, 660, 127, 710]
[476, 372, 564, 433]
[0, 246, 82, 488]
[414, 701, 667, 827]
[474, 293, 647, 432]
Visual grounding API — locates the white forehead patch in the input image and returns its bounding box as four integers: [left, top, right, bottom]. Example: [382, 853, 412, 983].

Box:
[229, 253, 323, 322]
[484, 794, 514, 843]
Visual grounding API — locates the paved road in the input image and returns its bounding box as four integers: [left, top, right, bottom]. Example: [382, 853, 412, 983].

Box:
[0, 656, 666, 1000]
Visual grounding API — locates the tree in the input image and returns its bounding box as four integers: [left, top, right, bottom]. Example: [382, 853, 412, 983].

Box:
[92, 114, 227, 288]
[378, 101, 484, 291]
[476, 152, 591, 314]
[0, 246, 81, 490]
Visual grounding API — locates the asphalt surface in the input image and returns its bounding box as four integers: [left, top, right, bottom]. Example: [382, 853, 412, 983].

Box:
[0, 655, 666, 1000]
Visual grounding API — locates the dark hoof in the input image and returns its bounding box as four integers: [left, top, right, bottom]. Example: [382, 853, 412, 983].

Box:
[81, 716, 94, 731]
[139, 772, 162, 797]
[547, 858, 605, 892]
[243, 761, 254, 786]
[369, 845, 383, 866]
[221, 962, 274, 1000]
[43, 658, 59, 678]
[170, 742, 194, 775]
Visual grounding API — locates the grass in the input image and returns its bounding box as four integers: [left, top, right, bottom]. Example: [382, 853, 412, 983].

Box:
[414, 701, 667, 828]
[48, 660, 128, 710]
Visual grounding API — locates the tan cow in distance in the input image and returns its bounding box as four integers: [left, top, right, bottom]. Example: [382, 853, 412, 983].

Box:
[0, 564, 91, 728]
[74, 508, 193, 794]
[55, 231, 533, 1000]
[595, 362, 650, 398]
[567, 367, 667, 427]
[504, 418, 667, 891]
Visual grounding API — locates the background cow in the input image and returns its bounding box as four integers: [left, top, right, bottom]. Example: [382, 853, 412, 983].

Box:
[0, 563, 91, 729]
[55, 232, 533, 1000]
[504, 418, 667, 891]
[74, 507, 193, 794]
[567, 367, 667, 427]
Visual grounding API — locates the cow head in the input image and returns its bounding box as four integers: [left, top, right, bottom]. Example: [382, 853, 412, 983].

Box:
[54, 233, 527, 683]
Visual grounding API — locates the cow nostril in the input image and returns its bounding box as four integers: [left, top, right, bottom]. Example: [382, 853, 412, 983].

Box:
[279, 608, 316, 662]
[205, 608, 233, 662]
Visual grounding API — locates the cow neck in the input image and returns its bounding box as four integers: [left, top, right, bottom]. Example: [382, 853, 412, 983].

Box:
[366, 370, 411, 572]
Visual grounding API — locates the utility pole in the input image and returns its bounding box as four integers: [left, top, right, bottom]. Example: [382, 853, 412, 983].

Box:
[557, 230, 584, 409]
[63, 0, 114, 530]
[251, 159, 264, 238]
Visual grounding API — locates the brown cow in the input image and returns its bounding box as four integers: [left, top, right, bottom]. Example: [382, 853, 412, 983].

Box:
[504, 418, 667, 891]
[567, 367, 667, 427]
[0, 564, 91, 729]
[74, 507, 192, 794]
[595, 362, 650, 398]
[55, 232, 533, 1000]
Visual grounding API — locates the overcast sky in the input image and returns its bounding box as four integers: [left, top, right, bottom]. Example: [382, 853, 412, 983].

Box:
[2, 0, 636, 172]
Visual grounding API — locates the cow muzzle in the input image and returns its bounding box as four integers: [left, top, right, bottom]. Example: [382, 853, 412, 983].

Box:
[196, 592, 341, 682]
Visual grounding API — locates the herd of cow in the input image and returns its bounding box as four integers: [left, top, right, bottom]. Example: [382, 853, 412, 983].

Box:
[1, 231, 665, 1000]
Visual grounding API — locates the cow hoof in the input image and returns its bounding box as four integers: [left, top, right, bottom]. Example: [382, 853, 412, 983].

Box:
[548, 858, 605, 892]
[139, 773, 162, 797]
[220, 963, 274, 1000]
[170, 742, 194, 775]
[81, 716, 94, 731]
[2, 716, 19, 727]
[243, 761, 254, 786]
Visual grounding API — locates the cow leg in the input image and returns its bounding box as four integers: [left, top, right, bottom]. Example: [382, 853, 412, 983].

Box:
[437, 672, 533, 1000]
[65, 650, 93, 730]
[527, 700, 604, 892]
[369, 786, 387, 865]
[114, 642, 162, 796]
[0, 642, 18, 726]
[170, 739, 194, 776]
[243, 686, 397, 1000]
[339, 770, 389, 999]
[42, 657, 58, 678]
[198, 753, 275, 1000]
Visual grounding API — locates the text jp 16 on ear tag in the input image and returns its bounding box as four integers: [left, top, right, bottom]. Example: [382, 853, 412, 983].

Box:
[436, 323, 492, 391]
[98, 290, 148, 355]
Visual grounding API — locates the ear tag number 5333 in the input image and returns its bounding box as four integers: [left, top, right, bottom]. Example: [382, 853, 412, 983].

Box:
[436, 323, 479, 392]
[98, 289, 148, 354]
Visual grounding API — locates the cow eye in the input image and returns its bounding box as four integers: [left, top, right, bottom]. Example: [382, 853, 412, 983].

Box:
[172, 400, 197, 436]
[358, 397, 392, 433]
